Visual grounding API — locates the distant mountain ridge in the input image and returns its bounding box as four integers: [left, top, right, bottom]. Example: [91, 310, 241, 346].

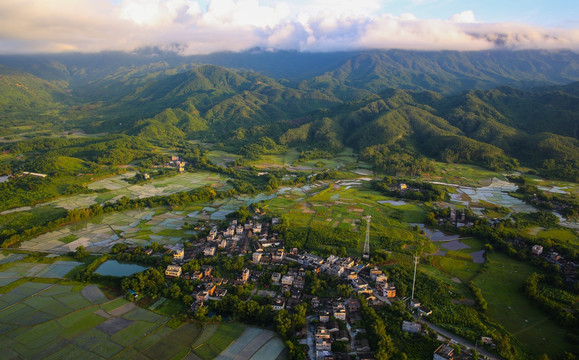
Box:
[1, 49, 579, 95]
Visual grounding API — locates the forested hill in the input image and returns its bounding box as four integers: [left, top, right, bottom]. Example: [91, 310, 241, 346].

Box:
[278, 83, 579, 181]
[0, 50, 578, 181]
[0, 64, 69, 113]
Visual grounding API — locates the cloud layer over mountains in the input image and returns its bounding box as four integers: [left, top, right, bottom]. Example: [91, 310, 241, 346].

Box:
[1, 0, 578, 54]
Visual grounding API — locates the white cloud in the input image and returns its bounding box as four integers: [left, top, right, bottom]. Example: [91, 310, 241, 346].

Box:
[0, 0, 577, 54]
[448, 10, 477, 23]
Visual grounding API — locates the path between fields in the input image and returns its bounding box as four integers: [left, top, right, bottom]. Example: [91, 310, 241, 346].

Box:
[511, 317, 549, 336]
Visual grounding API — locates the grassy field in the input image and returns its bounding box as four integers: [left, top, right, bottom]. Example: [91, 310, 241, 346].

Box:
[473, 252, 572, 358]
[536, 228, 578, 244]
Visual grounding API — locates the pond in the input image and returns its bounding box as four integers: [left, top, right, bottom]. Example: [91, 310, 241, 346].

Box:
[95, 260, 148, 277]
[411, 223, 463, 242]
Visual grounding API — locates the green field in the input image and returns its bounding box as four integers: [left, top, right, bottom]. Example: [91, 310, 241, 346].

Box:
[473, 252, 572, 358]
[536, 228, 578, 244]
[0, 274, 276, 360]
[193, 322, 246, 360]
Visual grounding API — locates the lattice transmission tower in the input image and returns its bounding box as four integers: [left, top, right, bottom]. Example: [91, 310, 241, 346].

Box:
[363, 215, 371, 259]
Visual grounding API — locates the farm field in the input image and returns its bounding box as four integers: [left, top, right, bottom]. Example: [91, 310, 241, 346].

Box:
[0, 274, 281, 360]
[473, 252, 573, 358]
[44, 171, 231, 210]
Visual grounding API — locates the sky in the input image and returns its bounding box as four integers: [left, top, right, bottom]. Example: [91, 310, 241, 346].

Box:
[0, 0, 578, 54]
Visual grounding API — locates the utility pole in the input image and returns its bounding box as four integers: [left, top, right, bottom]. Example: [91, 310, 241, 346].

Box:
[363, 215, 371, 259]
[411, 254, 418, 301]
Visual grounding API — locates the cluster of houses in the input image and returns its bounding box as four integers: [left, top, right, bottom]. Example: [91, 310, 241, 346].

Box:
[505, 237, 578, 285]
[312, 298, 366, 359]
[531, 244, 577, 284]
[158, 155, 186, 172]
[157, 219, 414, 359]
[184, 218, 281, 260]
[436, 209, 474, 228]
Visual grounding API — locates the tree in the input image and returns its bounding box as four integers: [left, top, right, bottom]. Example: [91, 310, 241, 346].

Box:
[74, 245, 89, 259]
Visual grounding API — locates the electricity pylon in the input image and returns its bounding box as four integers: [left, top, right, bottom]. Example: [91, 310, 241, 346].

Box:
[363, 215, 371, 259]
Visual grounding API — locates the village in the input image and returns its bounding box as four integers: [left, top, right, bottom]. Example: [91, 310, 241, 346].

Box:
[133, 216, 488, 360]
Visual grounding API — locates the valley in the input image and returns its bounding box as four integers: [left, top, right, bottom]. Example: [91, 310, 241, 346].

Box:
[0, 50, 577, 360]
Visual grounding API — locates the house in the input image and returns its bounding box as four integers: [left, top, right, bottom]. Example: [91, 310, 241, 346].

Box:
[293, 276, 305, 289]
[376, 282, 396, 298]
[236, 225, 244, 234]
[315, 324, 331, 341]
[346, 271, 358, 280]
[334, 329, 349, 342]
[172, 247, 184, 262]
[253, 223, 262, 233]
[203, 247, 216, 257]
[253, 251, 263, 264]
[196, 291, 209, 302]
[418, 305, 433, 316]
[356, 339, 371, 353]
[272, 297, 286, 311]
[241, 268, 250, 282]
[347, 299, 361, 313]
[291, 288, 303, 299]
[532, 245, 544, 256]
[208, 227, 218, 241]
[244, 220, 253, 230]
[319, 310, 330, 323]
[402, 321, 421, 333]
[315, 339, 332, 352]
[205, 283, 216, 296]
[272, 248, 285, 262]
[165, 265, 182, 278]
[225, 225, 235, 236]
[351, 279, 370, 294]
[333, 303, 347, 321]
[433, 344, 454, 360]
[202, 265, 214, 277]
[311, 297, 321, 309]
[192, 271, 203, 280]
[370, 267, 383, 281]
[375, 273, 388, 283]
[213, 287, 227, 297]
[326, 320, 339, 332]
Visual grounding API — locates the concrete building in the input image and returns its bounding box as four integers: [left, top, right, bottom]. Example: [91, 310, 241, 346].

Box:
[165, 265, 182, 278]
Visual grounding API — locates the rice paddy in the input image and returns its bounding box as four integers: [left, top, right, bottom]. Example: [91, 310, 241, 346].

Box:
[45, 171, 230, 211]
[0, 274, 283, 360]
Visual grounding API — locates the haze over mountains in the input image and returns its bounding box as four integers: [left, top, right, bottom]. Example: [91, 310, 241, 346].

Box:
[1, 49, 578, 181]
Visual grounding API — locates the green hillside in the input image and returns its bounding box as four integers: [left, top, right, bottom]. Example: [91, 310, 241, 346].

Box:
[0, 51, 578, 180]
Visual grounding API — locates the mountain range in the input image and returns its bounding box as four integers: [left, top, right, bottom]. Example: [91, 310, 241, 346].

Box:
[0, 49, 578, 181]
